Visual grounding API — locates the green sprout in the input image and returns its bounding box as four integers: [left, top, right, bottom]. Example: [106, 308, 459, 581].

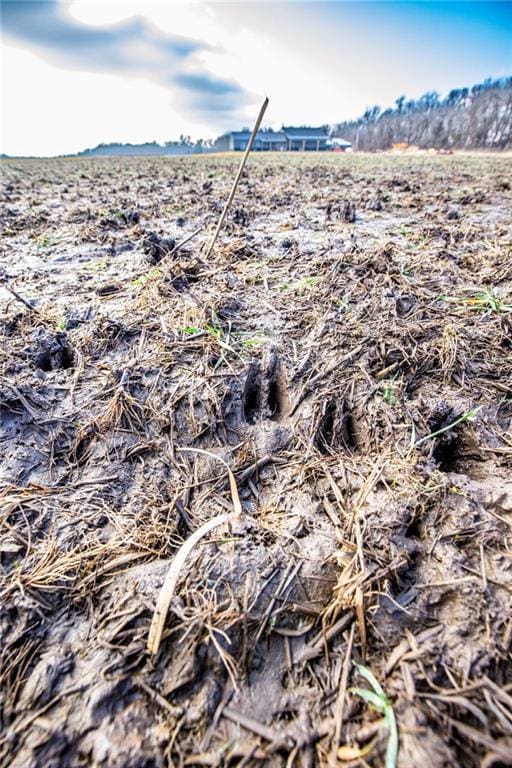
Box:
[334, 294, 350, 310]
[279, 276, 320, 294]
[205, 309, 224, 340]
[132, 267, 162, 287]
[350, 664, 398, 768]
[81, 258, 107, 272]
[34, 233, 59, 248]
[56, 317, 68, 331]
[468, 288, 511, 314]
[100, 208, 125, 221]
[182, 308, 238, 365]
[381, 382, 397, 406]
[241, 337, 267, 348]
[413, 405, 482, 448]
[439, 288, 511, 316]
[398, 262, 413, 277]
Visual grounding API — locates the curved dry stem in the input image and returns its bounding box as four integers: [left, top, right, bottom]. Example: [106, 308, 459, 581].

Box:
[147, 511, 236, 655]
[147, 446, 242, 656]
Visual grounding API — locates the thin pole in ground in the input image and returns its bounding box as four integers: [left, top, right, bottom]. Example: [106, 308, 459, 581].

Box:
[204, 96, 269, 260]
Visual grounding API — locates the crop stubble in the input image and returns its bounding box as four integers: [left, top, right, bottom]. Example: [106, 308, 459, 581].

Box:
[0, 152, 511, 767]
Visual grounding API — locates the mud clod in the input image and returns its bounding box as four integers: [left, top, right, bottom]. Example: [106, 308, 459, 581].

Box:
[143, 231, 176, 263]
[343, 200, 357, 222]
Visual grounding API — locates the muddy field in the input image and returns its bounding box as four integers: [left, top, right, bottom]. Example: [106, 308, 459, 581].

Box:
[1, 152, 511, 768]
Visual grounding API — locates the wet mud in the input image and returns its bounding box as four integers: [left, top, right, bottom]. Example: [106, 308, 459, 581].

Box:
[1, 153, 511, 767]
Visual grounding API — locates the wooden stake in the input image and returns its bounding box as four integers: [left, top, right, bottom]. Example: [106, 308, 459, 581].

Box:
[204, 96, 269, 260]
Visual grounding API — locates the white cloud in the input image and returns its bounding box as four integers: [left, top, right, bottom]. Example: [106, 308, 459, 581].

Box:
[1, 44, 214, 156]
[67, 1, 343, 127]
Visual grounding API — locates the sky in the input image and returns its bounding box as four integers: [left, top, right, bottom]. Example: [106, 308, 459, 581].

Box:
[1, 0, 511, 156]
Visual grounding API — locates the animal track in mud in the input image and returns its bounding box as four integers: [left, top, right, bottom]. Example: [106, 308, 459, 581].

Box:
[395, 294, 417, 317]
[405, 513, 422, 539]
[242, 361, 261, 423]
[433, 431, 485, 474]
[33, 331, 74, 371]
[263, 346, 285, 421]
[314, 398, 358, 455]
[427, 406, 483, 474]
[381, 505, 426, 623]
[496, 396, 511, 431]
[242, 348, 288, 424]
[432, 432, 462, 472]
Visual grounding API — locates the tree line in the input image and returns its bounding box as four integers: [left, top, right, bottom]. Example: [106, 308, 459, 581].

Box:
[77, 135, 214, 157]
[332, 76, 512, 150]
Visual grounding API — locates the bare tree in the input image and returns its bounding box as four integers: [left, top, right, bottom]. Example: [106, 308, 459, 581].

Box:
[333, 77, 512, 150]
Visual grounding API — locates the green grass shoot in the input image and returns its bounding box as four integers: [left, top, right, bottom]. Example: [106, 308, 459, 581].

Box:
[414, 405, 482, 448]
[350, 663, 398, 768]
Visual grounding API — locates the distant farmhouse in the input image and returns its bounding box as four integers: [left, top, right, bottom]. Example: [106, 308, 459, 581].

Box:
[214, 126, 351, 152]
[216, 130, 288, 152]
[282, 126, 330, 151]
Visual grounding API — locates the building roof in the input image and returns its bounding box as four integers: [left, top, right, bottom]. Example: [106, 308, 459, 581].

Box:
[257, 131, 288, 142]
[223, 126, 332, 143]
[229, 131, 251, 140]
[282, 126, 329, 140]
[229, 130, 287, 142]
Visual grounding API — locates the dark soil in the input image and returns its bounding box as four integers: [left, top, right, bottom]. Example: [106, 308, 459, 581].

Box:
[1, 152, 511, 768]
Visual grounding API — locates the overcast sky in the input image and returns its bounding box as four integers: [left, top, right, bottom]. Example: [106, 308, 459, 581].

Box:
[1, 1, 511, 156]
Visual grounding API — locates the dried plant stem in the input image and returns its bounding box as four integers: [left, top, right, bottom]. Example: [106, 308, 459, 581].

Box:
[165, 227, 202, 261]
[3, 282, 39, 313]
[147, 446, 242, 655]
[204, 96, 269, 259]
[178, 446, 242, 517]
[333, 622, 356, 747]
[147, 512, 236, 655]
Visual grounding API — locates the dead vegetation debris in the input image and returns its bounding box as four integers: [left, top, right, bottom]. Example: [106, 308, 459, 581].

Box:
[1, 153, 511, 768]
